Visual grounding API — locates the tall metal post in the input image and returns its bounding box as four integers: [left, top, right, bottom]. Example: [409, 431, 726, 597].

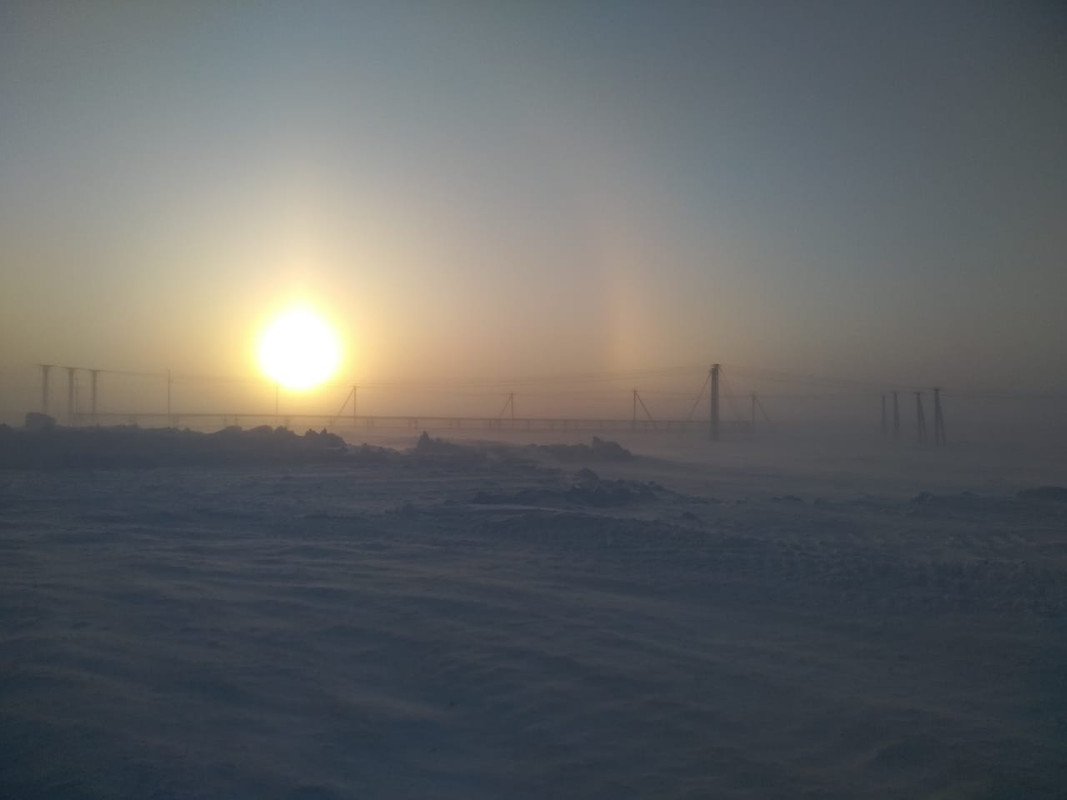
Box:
[915, 391, 927, 444]
[933, 387, 946, 446]
[40, 364, 52, 414]
[90, 370, 99, 424]
[710, 364, 720, 441]
[66, 367, 76, 424]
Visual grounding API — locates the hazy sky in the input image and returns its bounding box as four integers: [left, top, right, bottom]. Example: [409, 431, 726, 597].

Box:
[2, 1, 1065, 395]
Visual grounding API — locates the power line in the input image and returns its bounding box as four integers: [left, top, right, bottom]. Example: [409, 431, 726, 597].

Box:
[8, 359, 1067, 406]
[723, 363, 916, 392]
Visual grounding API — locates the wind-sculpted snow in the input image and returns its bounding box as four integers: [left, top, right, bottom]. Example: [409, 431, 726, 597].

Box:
[533, 436, 634, 463]
[1, 441, 1066, 799]
[471, 469, 667, 509]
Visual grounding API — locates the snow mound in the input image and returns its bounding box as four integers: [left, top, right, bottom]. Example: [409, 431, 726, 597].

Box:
[534, 436, 633, 462]
[413, 431, 486, 465]
[0, 424, 349, 468]
[472, 469, 660, 508]
[1017, 486, 1067, 502]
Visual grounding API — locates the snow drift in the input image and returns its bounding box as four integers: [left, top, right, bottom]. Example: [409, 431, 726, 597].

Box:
[1, 431, 1065, 798]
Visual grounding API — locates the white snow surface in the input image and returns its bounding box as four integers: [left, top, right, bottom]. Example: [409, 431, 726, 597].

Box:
[2, 435, 1066, 799]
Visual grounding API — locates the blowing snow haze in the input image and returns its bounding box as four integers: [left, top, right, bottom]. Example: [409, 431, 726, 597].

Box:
[0, 2, 1065, 431]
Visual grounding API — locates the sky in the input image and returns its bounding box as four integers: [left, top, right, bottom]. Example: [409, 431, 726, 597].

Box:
[1, 1, 1065, 415]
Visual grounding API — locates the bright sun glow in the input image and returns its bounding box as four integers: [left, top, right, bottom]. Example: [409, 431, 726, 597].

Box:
[257, 307, 342, 391]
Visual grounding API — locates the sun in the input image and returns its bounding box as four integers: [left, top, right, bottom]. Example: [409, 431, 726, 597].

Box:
[256, 306, 342, 391]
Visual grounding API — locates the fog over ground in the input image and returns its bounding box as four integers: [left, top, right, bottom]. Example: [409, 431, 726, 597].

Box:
[1, 2, 1065, 396]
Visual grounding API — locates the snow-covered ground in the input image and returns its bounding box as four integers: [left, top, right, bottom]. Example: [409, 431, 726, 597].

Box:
[2, 434, 1066, 798]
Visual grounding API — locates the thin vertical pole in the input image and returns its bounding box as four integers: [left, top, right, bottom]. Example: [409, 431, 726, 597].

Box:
[915, 391, 927, 444]
[710, 364, 720, 441]
[66, 367, 76, 424]
[892, 391, 900, 440]
[90, 370, 99, 424]
[933, 388, 946, 446]
[40, 364, 52, 414]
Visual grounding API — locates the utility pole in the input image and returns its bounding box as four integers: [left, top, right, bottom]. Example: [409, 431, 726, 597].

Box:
[933, 387, 946, 446]
[90, 369, 100, 425]
[633, 390, 656, 430]
[892, 391, 900, 440]
[40, 364, 52, 415]
[709, 364, 720, 441]
[881, 394, 887, 437]
[915, 391, 927, 444]
[497, 392, 515, 422]
[333, 386, 358, 425]
[66, 367, 76, 424]
[753, 394, 775, 437]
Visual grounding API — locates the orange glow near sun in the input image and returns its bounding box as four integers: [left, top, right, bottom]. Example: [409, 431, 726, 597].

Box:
[256, 306, 342, 391]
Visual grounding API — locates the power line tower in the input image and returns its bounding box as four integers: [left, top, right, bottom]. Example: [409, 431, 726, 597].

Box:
[40, 364, 52, 415]
[66, 367, 77, 424]
[498, 392, 515, 421]
[915, 391, 927, 444]
[333, 385, 358, 424]
[685, 370, 711, 426]
[631, 389, 655, 431]
[709, 363, 721, 441]
[90, 369, 100, 425]
[752, 394, 774, 436]
[932, 387, 946, 446]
